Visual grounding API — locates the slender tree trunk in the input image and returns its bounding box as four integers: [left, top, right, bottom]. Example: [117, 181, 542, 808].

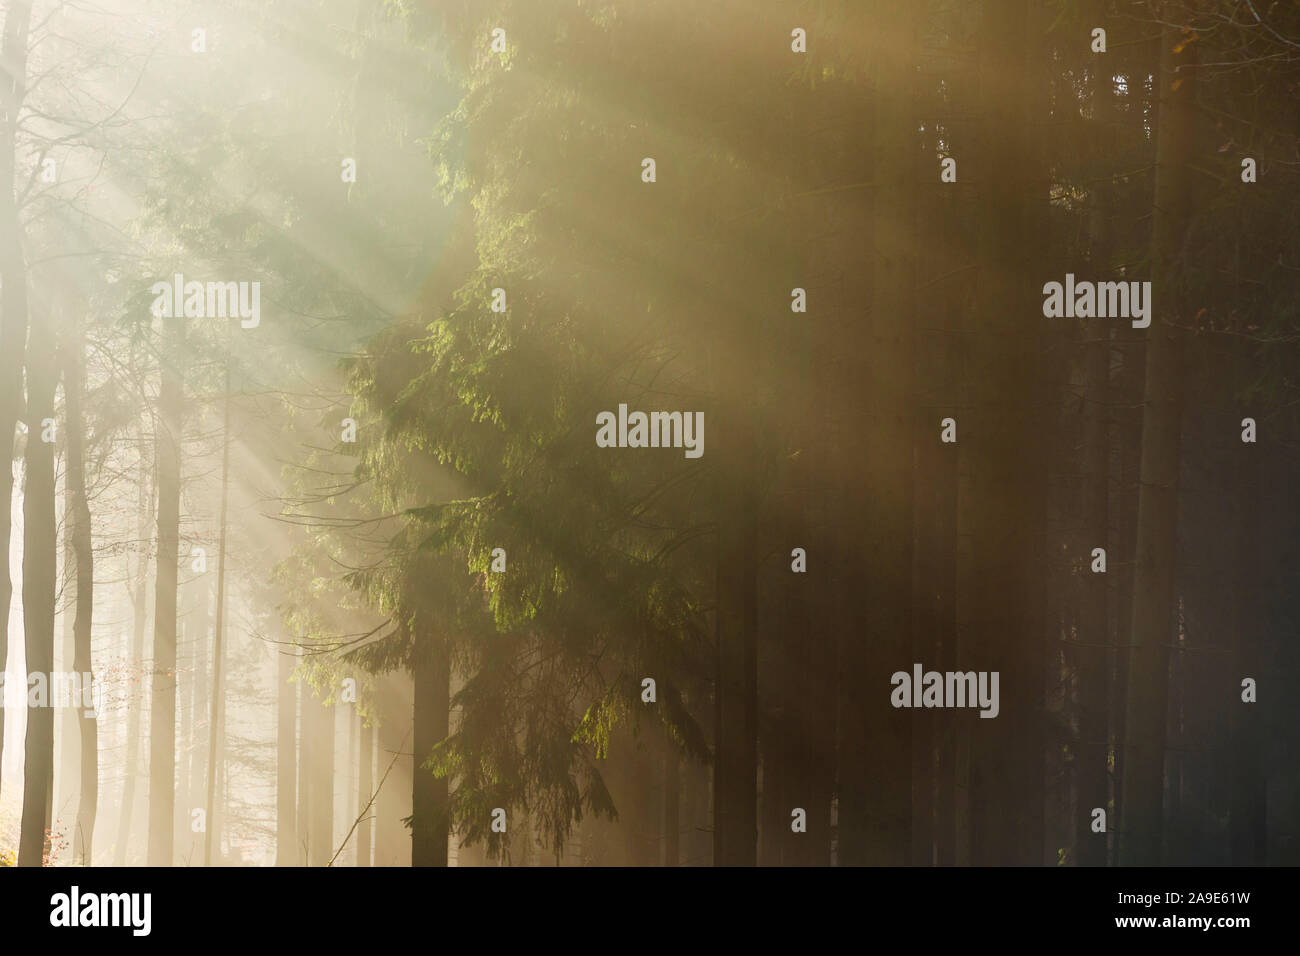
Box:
[931, 442, 959, 869]
[356, 712, 371, 867]
[411, 627, 448, 866]
[863, 0, 918, 866]
[114, 440, 152, 863]
[760, 484, 796, 867]
[710, 240, 758, 867]
[917, 231, 960, 866]
[309, 692, 334, 865]
[1110, 322, 1143, 860]
[1076, 6, 1116, 867]
[276, 650, 297, 865]
[346, 694, 357, 865]
[296, 674, 312, 865]
[1228, 351, 1264, 864]
[776, 64, 835, 869]
[186, 577, 209, 835]
[67, 338, 96, 864]
[1109, 31, 1160, 856]
[1118, 21, 1197, 867]
[148, 321, 183, 867]
[203, 354, 232, 866]
[0, 0, 33, 807]
[712, 412, 757, 867]
[176, 582, 193, 852]
[1074, 312, 1111, 867]
[17, 299, 57, 866]
[58, 512, 77, 856]
[913, 394, 953, 867]
[830, 128, 873, 870]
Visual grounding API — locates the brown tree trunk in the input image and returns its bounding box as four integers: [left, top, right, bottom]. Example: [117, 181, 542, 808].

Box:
[374, 674, 411, 866]
[276, 650, 297, 865]
[309, 691, 334, 865]
[356, 712, 372, 866]
[1074, 311, 1111, 867]
[114, 436, 152, 864]
[1228, 351, 1264, 864]
[776, 59, 835, 869]
[1118, 20, 1198, 867]
[186, 576, 209, 839]
[296, 674, 312, 866]
[863, 0, 918, 867]
[915, 203, 960, 866]
[148, 320, 183, 866]
[67, 337, 96, 864]
[17, 294, 57, 866]
[709, 201, 759, 867]
[203, 356, 232, 866]
[966, 0, 1046, 866]
[411, 627, 448, 866]
[711, 404, 757, 867]
[1075, 2, 1117, 868]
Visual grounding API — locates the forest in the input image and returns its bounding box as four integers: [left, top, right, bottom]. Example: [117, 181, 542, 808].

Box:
[0, 0, 1297, 868]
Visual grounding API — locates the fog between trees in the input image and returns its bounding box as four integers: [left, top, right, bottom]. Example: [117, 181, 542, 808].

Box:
[0, 0, 1297, 867]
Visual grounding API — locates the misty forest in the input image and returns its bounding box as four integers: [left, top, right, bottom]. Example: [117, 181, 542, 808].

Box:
[0, 0, 1297, 868]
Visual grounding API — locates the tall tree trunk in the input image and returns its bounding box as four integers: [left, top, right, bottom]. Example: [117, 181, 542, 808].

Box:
[861, 0, 918, 866]
[57, 510, 77, 857]
[1108, 31, 1160, 856]
[296, 672, 312, 865]
[276, 650, 297, 865]
[710, 230, 758, 866]
[1228, 351, 1264, 864]
[1118, 20, 1198, 868]
[186, 576, 209, 837]
[1109, 323, 1143, 861]
[356, 711, 371, 867]
[309, 691, 334, 865]
[346, 693, 357, 865]
[711, 406, 757, 867]
[767, 462, 817, 866]
[774, 61, 836, 869]
[1074, 311, 1111, 867]
[148, 321, 183, 866]
[0, 0, 33, 807]
[203, 357, 232, 866]
[915, 187, 960, 866]
[176, 581, 193, 854]
[1076, 3, 1116, 868]
[829, 111, 873, 871]
[114, 438, 152, 864]
[373, 672, 411, 865]
[411, 627, 448, 866]
[967, 0, 1045, 866]
[67, 337, 96, 864]
[17, 299, 57, 866]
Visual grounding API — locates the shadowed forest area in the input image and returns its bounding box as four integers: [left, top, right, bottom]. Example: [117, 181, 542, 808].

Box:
[0, 0, 1297, 868]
